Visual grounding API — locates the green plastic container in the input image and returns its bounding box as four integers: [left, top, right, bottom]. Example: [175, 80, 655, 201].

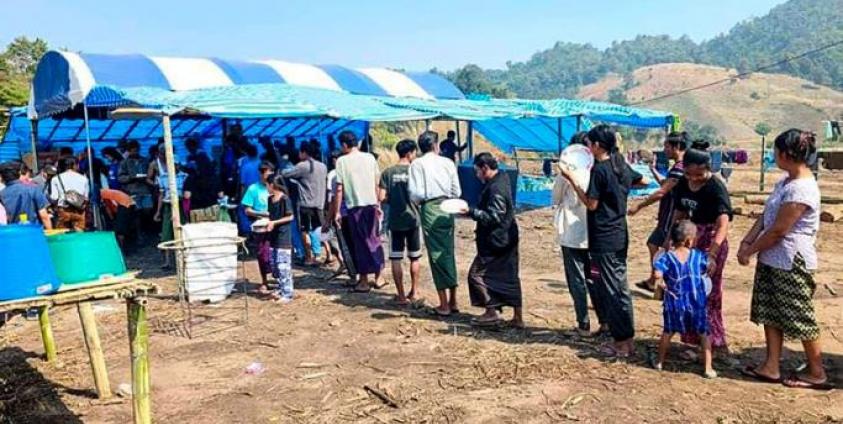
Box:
[47, 231, 127, 284]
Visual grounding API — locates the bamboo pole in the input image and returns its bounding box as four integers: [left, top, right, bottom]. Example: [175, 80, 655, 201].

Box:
[77, 302, 111, 399]
[38, 306, 57, 363]
[127, 297, 151, 424]
[161, 115, 184, 287]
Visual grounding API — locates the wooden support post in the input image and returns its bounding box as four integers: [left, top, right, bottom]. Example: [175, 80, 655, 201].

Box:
[38, 306, 57, 363]
[77, 302, 111, 399]
[556, 117, 563, 155]
[455, 120, 462, 162]
[759, 135, 767, 192]
[128, 297, 151, 424]
[467, 121, 474, 159]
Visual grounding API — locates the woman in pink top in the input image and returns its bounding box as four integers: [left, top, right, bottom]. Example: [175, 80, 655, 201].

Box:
[737, 129, 829, 390]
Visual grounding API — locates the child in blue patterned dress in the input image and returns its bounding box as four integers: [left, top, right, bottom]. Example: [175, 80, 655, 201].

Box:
[653, 220, 716, 378]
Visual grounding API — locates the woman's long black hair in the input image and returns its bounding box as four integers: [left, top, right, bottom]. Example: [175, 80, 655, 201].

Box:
[665, 131, 690, 151]
[587, 124, 632, 186]
[684, 140, 712, 168]
[774, 128, 816, 163]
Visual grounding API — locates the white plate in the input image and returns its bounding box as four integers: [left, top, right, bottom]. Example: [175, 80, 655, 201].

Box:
[440, 198, 469, 214]
[558, 144, 594, 172]
[251, 218, 270, 233]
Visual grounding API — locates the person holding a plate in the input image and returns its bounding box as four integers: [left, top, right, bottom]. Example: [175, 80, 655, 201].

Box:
[559, 125, 648, 358]
[553, 132, 607, 337]
[462, 153, 523, 327]
[242, 161, 277, 291]
[409, 131, 462, 316]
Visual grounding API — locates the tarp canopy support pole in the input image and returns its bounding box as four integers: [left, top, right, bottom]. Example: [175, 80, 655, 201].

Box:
[455, 120, 462, 162]
[556, 117, 563, 155]
[161, 115, 183, 284]
[575, 115, 583, 133]
[467, 121, 474, 159]
[82, 104, 102, 230]
[29, 119, 39, 173]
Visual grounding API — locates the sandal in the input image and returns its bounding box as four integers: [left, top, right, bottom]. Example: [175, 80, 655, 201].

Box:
[740, 365, 781, 384]
[348, 286, 371, 294]
[635, 280, 655, 292]
[433, 308, 452, 317]
[471, 316, 502, 327]
[782, 373, 833, 391]
[598, 343, 632, 358]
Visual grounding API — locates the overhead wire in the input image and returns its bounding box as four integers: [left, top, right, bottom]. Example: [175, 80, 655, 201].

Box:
[629, 38, 843, 106]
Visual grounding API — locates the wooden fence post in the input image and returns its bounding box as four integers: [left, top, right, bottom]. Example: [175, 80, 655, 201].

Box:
[38, 306, 57, 363]
[127, 297, 151, 424]
[77, 301, 111, 398]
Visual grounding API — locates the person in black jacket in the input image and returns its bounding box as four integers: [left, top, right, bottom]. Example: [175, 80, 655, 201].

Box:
[462, 153, 523, 328]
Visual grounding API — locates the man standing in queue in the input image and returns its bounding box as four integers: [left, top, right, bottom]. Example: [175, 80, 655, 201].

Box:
[409, 131, 462, 316]
[379, 139, 422, 306]
[327, 131, 384, 293]
[462, 153, 523, 328]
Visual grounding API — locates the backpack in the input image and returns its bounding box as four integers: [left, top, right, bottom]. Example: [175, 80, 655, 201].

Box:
[57, 174, 88, 211]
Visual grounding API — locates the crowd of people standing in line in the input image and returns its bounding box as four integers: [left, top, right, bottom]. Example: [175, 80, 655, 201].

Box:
[553, 125, 828, 388]
[0, 122, 830, 390]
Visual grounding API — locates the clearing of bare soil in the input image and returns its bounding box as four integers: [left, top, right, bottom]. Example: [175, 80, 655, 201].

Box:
[2, 166, 842, 423]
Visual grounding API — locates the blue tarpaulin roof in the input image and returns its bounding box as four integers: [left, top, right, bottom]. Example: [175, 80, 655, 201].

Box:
[30, 51, 465, 118]
[4, 50, 675, 159]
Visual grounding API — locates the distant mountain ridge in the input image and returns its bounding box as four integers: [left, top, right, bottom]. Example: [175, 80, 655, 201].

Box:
[446, 0, 843, 99]
[578, 62, 843, 145]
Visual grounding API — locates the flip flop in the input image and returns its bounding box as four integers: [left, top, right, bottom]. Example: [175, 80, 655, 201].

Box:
[782, 373, 833, 391]
[740, 365, 781, 384]
[471, 317, 502, 327]
[635, 280, 654, 292]
[348, 286, 371, 294]
[429, 307, 452, 317]
[598, 343, 632, 358]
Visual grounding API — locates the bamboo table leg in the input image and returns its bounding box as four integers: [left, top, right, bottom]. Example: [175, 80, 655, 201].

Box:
[128, 297, 151, 424]
[77, 302, 111, 399]
[38, 306, 57, 363]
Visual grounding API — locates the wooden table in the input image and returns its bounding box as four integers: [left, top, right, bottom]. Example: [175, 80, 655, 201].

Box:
[0, 273, 157, 424]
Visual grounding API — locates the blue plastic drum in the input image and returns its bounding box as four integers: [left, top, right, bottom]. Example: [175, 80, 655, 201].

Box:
[0, 224, 60, 300]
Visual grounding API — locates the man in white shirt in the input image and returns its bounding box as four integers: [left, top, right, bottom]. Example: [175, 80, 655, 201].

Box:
[328, 131, 384, 292]
[551, 133, 606, 337]
[408, 131, 462, 316]
[50, 156, 90, 231]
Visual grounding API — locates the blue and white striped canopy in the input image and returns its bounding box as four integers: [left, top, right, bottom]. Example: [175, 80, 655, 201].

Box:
[30, 50, 464, 118]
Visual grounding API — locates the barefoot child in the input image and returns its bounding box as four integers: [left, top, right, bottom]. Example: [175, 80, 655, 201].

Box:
[266, 176, 295, 302]
[652, 220, 716, 378]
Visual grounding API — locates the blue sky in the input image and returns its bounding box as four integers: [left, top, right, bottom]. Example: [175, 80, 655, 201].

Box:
[6, 0, 785, 70]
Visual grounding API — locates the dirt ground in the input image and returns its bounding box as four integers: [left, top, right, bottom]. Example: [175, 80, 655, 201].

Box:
[2, 166, 843, 423]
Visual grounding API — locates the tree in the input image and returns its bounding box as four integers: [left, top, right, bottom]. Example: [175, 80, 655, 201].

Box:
[2, 37, 48, 75]
[754, 122, 772, 137]
[447, 64, 513, 98]
[607, 88, 629, 106]
[0, 36, 49, 107]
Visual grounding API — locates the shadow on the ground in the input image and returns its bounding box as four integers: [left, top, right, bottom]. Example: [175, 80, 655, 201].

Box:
[0, 347, 85, 423]
[287, 266, 842, 388]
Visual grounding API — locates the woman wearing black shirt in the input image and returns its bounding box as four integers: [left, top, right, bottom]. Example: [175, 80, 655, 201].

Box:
[560, 125, 647, 357]
[671, 141, 732, 352]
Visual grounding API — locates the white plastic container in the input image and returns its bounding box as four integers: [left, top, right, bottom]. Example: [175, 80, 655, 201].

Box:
[182, 222, 238, 303]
